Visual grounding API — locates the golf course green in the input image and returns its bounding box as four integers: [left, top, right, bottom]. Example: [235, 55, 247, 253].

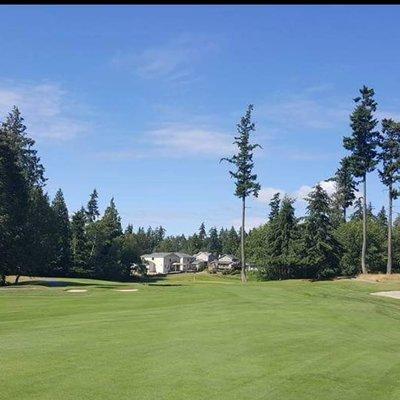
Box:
[1, 274, 400, 399]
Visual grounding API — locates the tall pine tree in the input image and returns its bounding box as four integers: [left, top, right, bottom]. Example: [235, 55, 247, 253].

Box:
[0, 125, 29, 284]
[304, 184, 341, 279]
[86, 189, 100, 223]
[378, 119, 400, 274]
[343, 86, 379, 274]
[51, 189, 72, 276]
[269, 193, 281, 222]
[207, 227, 222, 255]
[221, 105, 261, 283]
[71, 207, 89, 276]
[331, 157, 356, 221]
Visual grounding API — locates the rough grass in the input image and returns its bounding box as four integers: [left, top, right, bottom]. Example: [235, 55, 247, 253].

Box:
[1, 274, 400, 399]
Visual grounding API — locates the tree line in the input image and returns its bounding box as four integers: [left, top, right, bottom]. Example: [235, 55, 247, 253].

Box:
[0, 108, 240, 284]
[222, 86, 400, 281]
[1, 85, 399, 284]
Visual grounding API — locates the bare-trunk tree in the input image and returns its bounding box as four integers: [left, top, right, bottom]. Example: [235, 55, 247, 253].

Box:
[387, 185, 393, 274]
[241, 197, 246, 283]
[361, 176, 367, 274]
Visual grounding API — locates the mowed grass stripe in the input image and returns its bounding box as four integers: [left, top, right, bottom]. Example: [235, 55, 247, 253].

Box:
[1, 275, 400, 399]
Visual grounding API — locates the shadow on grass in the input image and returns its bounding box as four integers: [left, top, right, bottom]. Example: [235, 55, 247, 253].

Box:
[17, 280, 97, 288]
[146, 283, 183, 287]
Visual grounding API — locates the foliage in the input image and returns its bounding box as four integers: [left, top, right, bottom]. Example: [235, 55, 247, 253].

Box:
[335, 218, 387, 275]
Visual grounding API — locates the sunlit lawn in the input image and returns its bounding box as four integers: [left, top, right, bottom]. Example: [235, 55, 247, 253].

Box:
[1, 273, 400, 399]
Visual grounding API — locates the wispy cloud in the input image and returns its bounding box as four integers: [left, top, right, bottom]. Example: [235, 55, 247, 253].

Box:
[0, 81, 90, 141]
[148, 124, 234, 156]
[112, 35, 218, 83]
[98, 122, 235, 160]
[257, 180, 337, 205]
[259, 96, 349, 131]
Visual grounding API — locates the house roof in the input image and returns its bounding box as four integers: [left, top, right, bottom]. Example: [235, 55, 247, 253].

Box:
[218, 254, 238, 261]
[141, 252, 176, 258]
[175, 252, 193, 258]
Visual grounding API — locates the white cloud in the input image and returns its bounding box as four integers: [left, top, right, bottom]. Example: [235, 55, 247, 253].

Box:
[232, 215, 267, 231]
[148, 124, 234, 156]
[98, 122, 235, 160]
[260, 97, 349, 131]
[257, 180, 337, 205]
[0, 82, 90, 141]
[112, 35, 218, 82]
[257, 187, 286, 203]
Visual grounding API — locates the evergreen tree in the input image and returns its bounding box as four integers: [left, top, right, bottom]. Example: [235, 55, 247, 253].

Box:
[303, 184, 341, 279]
[267, 195, 297, 258]
[331, 157, 356, 221]
[1, 106, 45, 188]
[91, 198, 123, 279]
[101, 198, 122, 239]
[86, 189, 100, 223]
[185, 233, 202, 255]
[269, 193, 281, 222]
[350, 198, 363, 221]
[199, 222, 207, 243]
[343, 86, 379, 273]
[25, 188, 57, 279]
[51, 189, 72, 276]
[125, 224, 134, 234]
[0, 107, 46, 282]
[394, 214, 400, 228]
[221, 104, 261, 282]
[0, 127, 29, 284]
[376, 206, 388, 228]
[71, 207, 89, 275]
[207, 227, 222, 255]
[154, 226, 166, 248]
[220, 227, 240, 256]
[378, 119, 400, 274]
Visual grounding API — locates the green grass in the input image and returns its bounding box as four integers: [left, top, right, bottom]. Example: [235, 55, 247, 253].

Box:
[1, 274, 400, 399]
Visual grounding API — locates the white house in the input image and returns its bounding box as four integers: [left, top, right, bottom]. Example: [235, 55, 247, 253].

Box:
[141, 253, 180, 274]
[194, 252, 216, 263]
[174, 252, 195, 271]
[212, 254, 240, 271]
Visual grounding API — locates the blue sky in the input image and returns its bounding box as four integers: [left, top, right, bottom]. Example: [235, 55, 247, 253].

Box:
[1, 5, 400, 234]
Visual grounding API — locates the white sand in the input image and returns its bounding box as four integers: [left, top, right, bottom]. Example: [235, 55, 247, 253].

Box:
[370, 291, 400, 299]
[66, 289, 87, 293]
[115, 288, 138, 292]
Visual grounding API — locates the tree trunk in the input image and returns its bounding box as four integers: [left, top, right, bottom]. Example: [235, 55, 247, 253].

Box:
[15, 274, 20, 284]
[361, 175, 367, 274]
[240, 196, 247, 283]
[0, 274, 6, 286]
[343, 207, 346, 223]
[387, 187, 393, 275]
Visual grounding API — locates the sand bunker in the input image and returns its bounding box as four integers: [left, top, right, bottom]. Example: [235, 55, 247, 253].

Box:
[66, 289, 87, 293]
[115, 288, 138, 292]
[356, 274, 400, 283]
[371, 291, 400, 299]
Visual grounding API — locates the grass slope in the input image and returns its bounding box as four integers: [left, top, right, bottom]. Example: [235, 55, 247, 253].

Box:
[1, 274, 400, 400]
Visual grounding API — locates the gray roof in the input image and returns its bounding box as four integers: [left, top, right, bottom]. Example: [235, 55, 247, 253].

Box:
[175, 252, 194, 258]
[218, 254, 238, 261]
[194, 251, 212, 256]
[141, 252, 176, 258]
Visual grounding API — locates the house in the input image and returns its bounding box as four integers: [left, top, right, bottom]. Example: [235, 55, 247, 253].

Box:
[174, 252, 195, 271]
[211, 254, 240, 271]
[194, 252, 216, 263]
[192, 252, 216, 271]
[141, 253, 180, 274]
